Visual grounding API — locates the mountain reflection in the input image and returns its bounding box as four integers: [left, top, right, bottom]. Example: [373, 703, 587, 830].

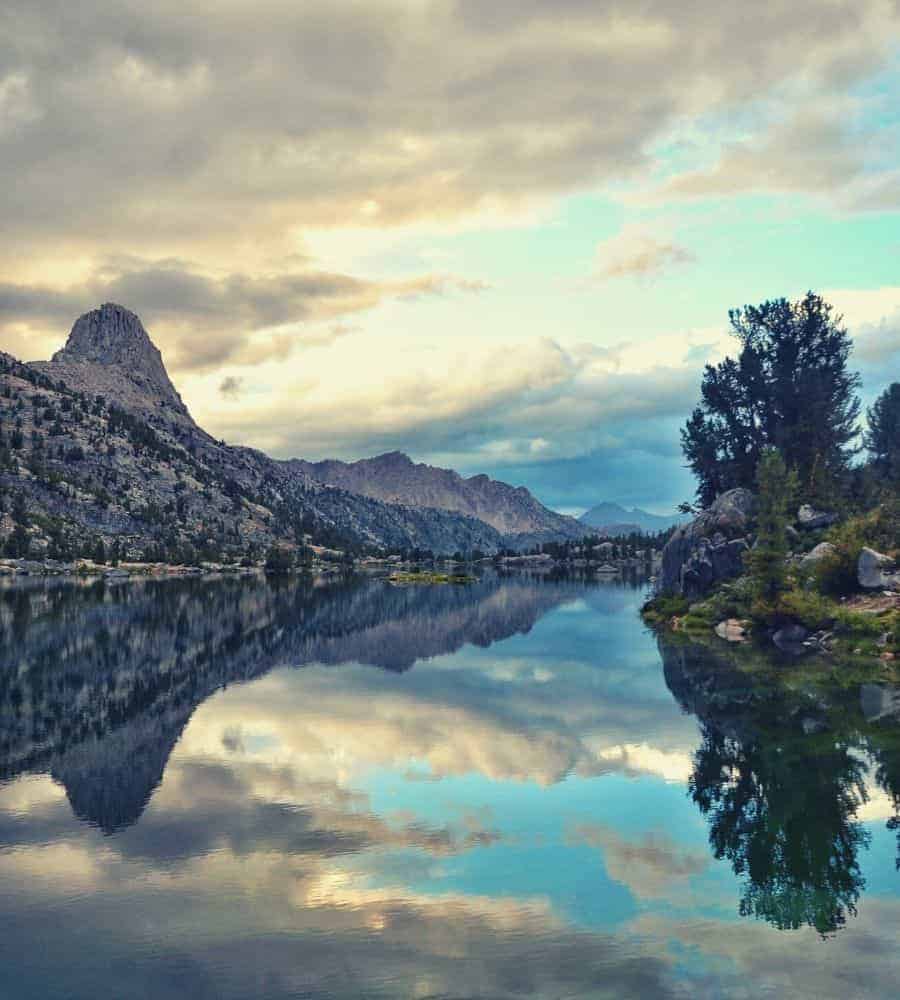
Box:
[2, 576, 900, 997]
[660, 634, 900, 935]
[0, 573, 590, 832]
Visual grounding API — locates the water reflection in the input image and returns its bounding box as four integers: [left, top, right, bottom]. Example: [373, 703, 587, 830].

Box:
[0, 573, 899, 998]
[0, 573, 590, 831]
[660, 633, 900, 935]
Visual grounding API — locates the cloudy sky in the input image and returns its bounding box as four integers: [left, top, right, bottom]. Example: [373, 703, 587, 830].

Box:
[2, 1, 899, 512]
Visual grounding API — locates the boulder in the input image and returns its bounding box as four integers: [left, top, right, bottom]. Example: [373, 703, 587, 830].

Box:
[773, 623, 809, 655]
[659, 489, 756, 596]
[858, 548, 900, 591]
[861, 684, 900, 722]
[799, 542, 836, 570]
[715, 619, 750, 642]
[774, 623, 808, 645]
[797, 504, 839, 530]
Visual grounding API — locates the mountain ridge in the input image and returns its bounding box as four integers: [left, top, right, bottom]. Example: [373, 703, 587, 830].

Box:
[579, 501, 686, 535]
[290, 451, 589, 540]
[0, 304, 579, 559]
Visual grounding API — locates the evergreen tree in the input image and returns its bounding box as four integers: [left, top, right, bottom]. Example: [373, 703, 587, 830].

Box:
[864, 382, 900, 485]
[746, 448, 798, 610]
[682, 292, 860, 507]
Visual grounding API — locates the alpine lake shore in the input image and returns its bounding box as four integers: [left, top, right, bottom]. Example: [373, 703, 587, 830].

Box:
[642, 495, 900, 688]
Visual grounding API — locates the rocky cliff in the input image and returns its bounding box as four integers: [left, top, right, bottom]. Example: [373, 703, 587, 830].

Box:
[291, 451, 589, 542]
[33, 303, 195, 428]
[658, 489, 756, 597]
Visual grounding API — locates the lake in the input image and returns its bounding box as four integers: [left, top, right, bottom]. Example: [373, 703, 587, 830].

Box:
[0, 572, 898, 999]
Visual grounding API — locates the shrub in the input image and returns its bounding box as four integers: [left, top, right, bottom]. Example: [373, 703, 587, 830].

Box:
[264, 545, 295, 574]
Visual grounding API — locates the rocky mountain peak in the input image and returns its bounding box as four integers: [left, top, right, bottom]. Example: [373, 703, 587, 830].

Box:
[40, 303, 193, 425]
[54, 303, 167, 380]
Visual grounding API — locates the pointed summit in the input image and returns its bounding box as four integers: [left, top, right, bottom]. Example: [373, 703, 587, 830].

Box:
[54, 303, 168, 382]
[38, 303, 194, 425]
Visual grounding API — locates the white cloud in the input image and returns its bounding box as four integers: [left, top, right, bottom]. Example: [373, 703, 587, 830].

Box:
[595, 224, 695, 281]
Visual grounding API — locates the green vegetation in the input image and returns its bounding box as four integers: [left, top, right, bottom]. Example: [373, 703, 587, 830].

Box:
[643, 291, 899, 668]
[682, 292, 861, 507]
[746, 448, 798, 613]
[264, 545, 296, 574]
[644, 502, 899, 659]
[864, 382, 900, 488]
[388, 570, 476, 585]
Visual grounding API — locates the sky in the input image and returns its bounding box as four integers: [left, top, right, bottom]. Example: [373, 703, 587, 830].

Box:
[1, 1, 899, 514]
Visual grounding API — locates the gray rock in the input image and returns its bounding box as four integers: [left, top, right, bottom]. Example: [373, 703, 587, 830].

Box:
[858, 548, 900, 590]
[773, 623, 810, 655]
[860, 684, 900, 722]
[799, 542, 836, 569]
[774, 623, 809, 645]
[715, 619, 749, 642]
[797, 504, 839, 530]
[659, 489, 756, 596]
[800, 716, 826, 736]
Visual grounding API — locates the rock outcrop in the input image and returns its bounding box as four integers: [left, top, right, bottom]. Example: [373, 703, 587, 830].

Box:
[858, 548, 900, 591]
[800, 542, 836, 569]
[658, 489, 756, 596]
[797, 504, 839, 531]
[33, 303, 195, 428]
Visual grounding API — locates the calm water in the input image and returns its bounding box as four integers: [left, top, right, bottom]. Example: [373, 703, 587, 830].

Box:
[1, 572, 899, 999]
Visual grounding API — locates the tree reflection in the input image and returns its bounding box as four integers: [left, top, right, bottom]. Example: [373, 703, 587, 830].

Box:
[867, 729, 900, 872]
[690, 723, 869, 934]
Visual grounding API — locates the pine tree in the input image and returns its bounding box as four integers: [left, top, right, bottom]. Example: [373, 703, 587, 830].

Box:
[746, 448, 798, 611]
[864, 382, 900, 486]
[682, 292, 860, 507]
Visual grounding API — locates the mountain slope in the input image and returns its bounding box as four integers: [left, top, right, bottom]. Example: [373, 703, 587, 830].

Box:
[2, 304, 594, 559]
[580, 501, 686, 534]
[291, 451, 589, 540]
[1, 305, 506, 559]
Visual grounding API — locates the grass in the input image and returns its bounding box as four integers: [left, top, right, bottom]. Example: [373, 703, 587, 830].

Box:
[387, 570, 477, 586]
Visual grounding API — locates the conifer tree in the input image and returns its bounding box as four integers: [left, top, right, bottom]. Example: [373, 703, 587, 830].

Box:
[682, 292, 860, 507]
[746, 448, 798, 610]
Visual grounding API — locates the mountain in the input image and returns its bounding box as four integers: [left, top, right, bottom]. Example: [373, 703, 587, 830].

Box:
[34, 302, 194, 427]
[0, 304, 574, 559]
[291, 451, 589, 542]
[579, 501, 687, 535]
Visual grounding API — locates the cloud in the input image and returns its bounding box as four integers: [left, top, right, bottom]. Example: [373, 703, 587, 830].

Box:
[0, 261, 488, 372]
[0, 0, 896, 271]
[2, 1, 898, 512]
[218, 375, 243, 400]
[657, 104, 866, 200]
[571, 823, 708, 898]
[595, 225, 695, 280]
[204, 336, 698, 459]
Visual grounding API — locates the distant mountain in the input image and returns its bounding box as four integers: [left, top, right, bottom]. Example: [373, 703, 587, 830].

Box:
[580, 501, 687, 535]
[1, 304, 578, 559]
[290, 451, 590, 542]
